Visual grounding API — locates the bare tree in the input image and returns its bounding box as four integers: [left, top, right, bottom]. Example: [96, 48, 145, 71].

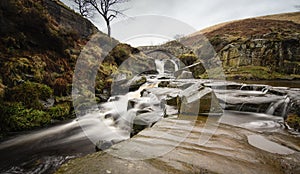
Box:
[174, 34, 184, 41]
[74, 0, 93, 17]
[73, 0, 129, 37]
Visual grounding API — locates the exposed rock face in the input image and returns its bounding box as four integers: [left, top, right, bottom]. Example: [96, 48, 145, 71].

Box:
[199, 16, 300, 79]
[43, 0, 97, 38]
[217, 36, 300, 75]
[176, 70, 193, 79]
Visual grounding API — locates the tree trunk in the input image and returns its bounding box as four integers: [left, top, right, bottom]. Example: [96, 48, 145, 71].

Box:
[106, 21, 111, 37]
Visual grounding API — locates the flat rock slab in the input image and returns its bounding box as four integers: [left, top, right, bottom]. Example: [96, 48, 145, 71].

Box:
[56, 118, 300, 174]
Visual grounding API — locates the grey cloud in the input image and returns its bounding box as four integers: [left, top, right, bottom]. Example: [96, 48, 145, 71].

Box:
[61, 0, 299, 44]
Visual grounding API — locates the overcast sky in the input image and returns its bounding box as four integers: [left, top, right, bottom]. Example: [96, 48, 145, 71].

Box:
[61, 0, 299, 46]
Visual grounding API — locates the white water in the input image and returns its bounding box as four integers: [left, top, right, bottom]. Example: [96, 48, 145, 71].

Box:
[154, 59, 179, 75]
[154, 59, 164, 74]
[265, 96, 290, 117]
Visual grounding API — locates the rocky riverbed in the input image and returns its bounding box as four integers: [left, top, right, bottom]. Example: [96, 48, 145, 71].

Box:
[2, 57, 300, 173]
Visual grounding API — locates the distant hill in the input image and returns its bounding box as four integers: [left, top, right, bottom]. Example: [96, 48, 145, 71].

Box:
[192, 12, 300, 36]
[184, 12, 300, 80]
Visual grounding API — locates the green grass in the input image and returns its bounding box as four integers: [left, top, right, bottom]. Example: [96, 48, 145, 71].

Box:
[225, 66, 292, 80]
[6, 81, 53, 109]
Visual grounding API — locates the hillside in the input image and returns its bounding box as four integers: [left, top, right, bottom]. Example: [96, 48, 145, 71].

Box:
[0, 0, 97, 134]
[184, 12, 300, 80]
[0, 0, 142, 135]
[192, 12, 300, 36]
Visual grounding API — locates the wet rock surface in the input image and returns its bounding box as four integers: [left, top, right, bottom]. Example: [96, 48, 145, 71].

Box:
[2, 76, 300, 174]
[56, 118, 300, 174]
[57, 75, 300, 174]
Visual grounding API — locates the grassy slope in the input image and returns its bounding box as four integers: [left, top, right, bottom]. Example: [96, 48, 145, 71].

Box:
[0, 0, 141, 136]
[191, 12, 300, 36]
[0, 0, 93, 135]
[185, 12, 300, 80]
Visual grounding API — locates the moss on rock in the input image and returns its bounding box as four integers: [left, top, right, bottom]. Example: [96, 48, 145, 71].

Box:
[178, 53, 198, 66]
[48, 102, 72, 120]
[0, 102, 51, 132]
[5, 81, 53, 109]
[286, 114, 300, 131]
[2, 56, 47, 86]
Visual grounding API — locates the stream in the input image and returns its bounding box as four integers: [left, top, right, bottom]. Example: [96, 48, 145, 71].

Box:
[1, 58, 300, 173]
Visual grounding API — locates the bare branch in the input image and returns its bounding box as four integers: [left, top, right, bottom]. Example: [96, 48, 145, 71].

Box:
[74, 0, 92, 17]
[108, 14, 116, 21]
[73, 0, 130, 36]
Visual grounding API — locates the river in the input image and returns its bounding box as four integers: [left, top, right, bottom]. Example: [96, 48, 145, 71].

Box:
[1, 59, 300, 173]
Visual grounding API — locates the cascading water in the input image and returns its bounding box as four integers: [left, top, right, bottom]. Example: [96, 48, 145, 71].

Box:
[154, 59, 164, 75]
[1, 61, 300, 173]
[154, 58, 179, 75]
[264, 95, 290, 117]
[229, 83, 292, 117]
[281, 96, 291, 118]
[0, 78, 163, 173]
[266, 98, 285, 115]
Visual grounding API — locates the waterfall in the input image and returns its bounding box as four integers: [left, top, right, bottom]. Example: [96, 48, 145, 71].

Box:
[155, 59, 164, 74]
[266, 99, 284, 115]
[281, 97, 290, 118]
[265, 96, 290, 117]
[154, 59, 179, 75]
[238, 103, 245, 112]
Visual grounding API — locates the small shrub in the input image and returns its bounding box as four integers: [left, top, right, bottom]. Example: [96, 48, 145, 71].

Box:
[0, 102, 51, 132]
[105, 44, 139, 66]
[48, 103, 71, 120]
[53, 78, 69, 96]
[6, 81, 53, 109]
[178, 53, 198, 66]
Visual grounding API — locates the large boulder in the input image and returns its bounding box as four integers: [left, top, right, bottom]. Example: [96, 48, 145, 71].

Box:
[178, 83, 223, 117]
[174, 62, 205, 78]
[143, 82, 223, 117]
[176, 71, 194, 79]
[124, 94, 166, 137]
[132, 110, 164, 136]
[111, 76, 147, 95]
